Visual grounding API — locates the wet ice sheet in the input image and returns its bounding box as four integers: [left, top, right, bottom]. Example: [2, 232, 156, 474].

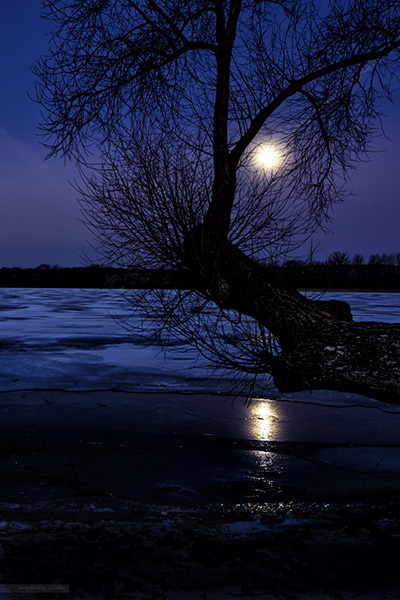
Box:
[0, 288, 398, 392]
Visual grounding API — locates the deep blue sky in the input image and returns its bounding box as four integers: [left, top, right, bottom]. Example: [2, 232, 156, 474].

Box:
[0, 1, 87, 267]
[0, 2, 400, 268]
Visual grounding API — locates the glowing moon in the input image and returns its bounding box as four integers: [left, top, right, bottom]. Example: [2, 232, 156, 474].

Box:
[254, 143, 283, 171]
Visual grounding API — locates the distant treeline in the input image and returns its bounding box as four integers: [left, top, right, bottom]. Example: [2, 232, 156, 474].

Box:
[271, 263, 400, 291]
[268, 250, 400, 290]
[1, 260, 400, 290]
[318, 251, 400, 267]
[0, 265, 183, 289]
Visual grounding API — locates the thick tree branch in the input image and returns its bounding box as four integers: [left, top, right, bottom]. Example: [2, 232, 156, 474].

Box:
[230, 39, 400, 169]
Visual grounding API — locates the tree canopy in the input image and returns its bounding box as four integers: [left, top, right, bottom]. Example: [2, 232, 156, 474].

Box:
[35, 0, 400, 401]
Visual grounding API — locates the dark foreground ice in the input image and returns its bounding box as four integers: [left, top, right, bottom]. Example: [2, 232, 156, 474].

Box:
[1, 388, 400, 505]
[1, 388, 400, 600]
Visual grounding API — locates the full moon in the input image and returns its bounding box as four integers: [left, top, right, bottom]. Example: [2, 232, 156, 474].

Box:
[254, 144, 283, 171]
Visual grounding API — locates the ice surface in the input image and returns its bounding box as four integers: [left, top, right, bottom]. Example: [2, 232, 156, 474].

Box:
[0, 288, 232, 392]
[0, 288, 398, 392]
[305, 290, 400, 323]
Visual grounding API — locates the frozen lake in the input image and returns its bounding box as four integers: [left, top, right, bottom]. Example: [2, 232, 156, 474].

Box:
[0, 288, 399, 394]
[1, 288, 400, 507]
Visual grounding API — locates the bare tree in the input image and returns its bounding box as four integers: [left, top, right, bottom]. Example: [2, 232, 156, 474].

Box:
[326, 252, 351, 266]
[35, 0, 400, 402]
[352, 254, 364, 266]
[369, 253, 383, 265]
[381, 252, 396, 265]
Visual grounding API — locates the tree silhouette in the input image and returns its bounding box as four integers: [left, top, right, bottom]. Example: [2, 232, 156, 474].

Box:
[35, 0, 400, 401]
[352, 254, 364, 266]
[326, 252, 351, 266]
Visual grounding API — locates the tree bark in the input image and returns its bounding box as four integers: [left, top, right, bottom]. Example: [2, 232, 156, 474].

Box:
[184, 226, 400, 404]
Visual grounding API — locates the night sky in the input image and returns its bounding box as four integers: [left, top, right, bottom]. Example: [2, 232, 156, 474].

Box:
[1, 1, 400, 268]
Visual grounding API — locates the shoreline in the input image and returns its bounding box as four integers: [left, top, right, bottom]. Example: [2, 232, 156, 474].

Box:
[3, 497, 400, 600]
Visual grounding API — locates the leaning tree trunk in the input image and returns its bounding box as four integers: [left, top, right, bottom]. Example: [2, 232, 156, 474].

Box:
[184, 226, 400, 404]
